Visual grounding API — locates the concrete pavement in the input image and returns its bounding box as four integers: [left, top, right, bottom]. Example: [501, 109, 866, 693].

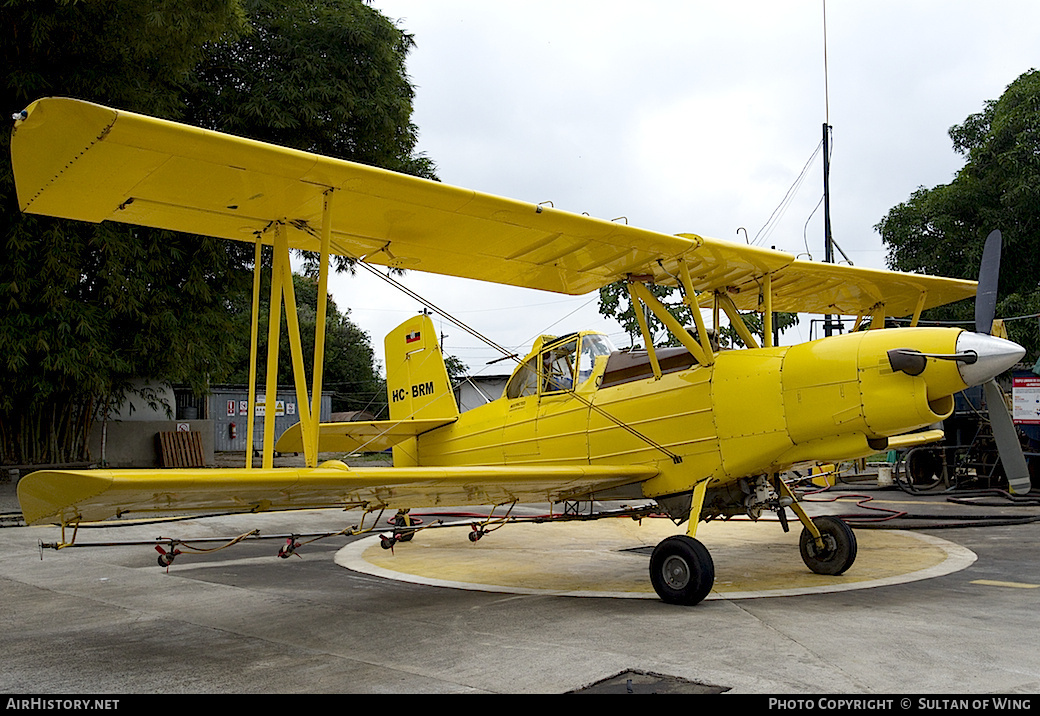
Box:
[1, 481, 1039, 694]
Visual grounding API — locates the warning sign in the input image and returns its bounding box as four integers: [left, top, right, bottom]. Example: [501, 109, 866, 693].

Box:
[1012, 376, 1040, 424]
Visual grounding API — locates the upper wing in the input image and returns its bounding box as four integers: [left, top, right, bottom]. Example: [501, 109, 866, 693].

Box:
[11, 97, 975, 314]
[701, 257, 977, 318]
[12, 97, 710, 296]
[17, 463, 658, 526]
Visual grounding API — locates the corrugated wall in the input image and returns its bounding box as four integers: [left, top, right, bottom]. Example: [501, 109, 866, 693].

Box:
[209, 388, 331, 453]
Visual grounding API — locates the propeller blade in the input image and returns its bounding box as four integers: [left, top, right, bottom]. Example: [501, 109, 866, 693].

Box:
[975, 230, 1002, 335]
[983, 379, 1032, 494]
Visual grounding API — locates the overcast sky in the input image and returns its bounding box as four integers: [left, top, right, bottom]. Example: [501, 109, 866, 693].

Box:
[328, 1, 1040, 376]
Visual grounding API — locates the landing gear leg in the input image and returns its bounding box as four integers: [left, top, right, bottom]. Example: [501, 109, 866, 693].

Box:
[775, 478, 857, 576]
[649, 535, 715, 606]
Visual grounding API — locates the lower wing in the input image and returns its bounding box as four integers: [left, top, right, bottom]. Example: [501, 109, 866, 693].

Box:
[18, 463, 658, 525]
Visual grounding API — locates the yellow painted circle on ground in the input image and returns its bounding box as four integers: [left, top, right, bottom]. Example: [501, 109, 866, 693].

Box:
[335, 518, 976, 600]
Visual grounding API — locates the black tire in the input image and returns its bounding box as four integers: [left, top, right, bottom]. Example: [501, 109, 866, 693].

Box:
[907, 449, 943, 488]
[649, 535, 715, 606]
[799, 516, 857, 575]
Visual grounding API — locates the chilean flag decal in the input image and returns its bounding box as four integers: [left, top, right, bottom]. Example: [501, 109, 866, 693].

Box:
[405, 330, 421, 344]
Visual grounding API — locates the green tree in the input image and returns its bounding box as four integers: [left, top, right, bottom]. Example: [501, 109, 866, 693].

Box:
[1, 0, 432, 463]
[599, 281, 691, 348]
[183, 0, 436, 180]
[224, 273, 383, 416]
[444, 355, 469, 384]
[598, 281, 797, 349]
[183, 0, 444, 414]
[1, 1, 250, 464]
[877, 69, 1040, 358]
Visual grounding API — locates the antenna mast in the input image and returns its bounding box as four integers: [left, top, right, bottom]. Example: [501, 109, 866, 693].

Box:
[822, 0, 837, 336]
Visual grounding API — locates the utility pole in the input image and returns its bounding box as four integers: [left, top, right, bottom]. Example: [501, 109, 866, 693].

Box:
[821, 0, 838, 337]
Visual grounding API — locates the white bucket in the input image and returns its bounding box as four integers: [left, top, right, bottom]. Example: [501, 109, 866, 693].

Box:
[877, 465, 894, 487]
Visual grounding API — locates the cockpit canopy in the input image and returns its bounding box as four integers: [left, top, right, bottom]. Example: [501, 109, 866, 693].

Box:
[504, 332, 615, 399]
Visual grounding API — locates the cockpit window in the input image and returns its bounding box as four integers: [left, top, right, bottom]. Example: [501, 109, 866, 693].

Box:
[542, 339, 577, 393]
[505, 355, 539, 399]
[504, 333, 614, 399]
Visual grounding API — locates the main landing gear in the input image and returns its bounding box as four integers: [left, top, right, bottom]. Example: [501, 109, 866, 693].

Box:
[647, 477, 858, 605]
[649, 535, 715, 606]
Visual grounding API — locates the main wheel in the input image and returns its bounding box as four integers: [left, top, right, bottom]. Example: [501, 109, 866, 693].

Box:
[649, 535, 715, 606]
[799, 515, 857, 575]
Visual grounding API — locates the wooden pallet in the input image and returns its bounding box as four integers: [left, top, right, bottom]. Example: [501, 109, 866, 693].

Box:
[157, 431, 206, 468]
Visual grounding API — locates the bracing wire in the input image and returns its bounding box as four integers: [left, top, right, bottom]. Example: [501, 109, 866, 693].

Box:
[353, 257, 684, 463]
[290, 215, 689, 463]
[752, 140, 823, 247]
[354, 259, 517, 360]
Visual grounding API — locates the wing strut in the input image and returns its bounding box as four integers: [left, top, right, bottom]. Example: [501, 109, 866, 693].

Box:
[628, 279, 710, 365]
[679, 260, 715, 364]
[280, 223, 317, 464]
[715, 291, 760, 349]
[245, 237, 263, 468]
[308, 189, 334, 463]
[761, 272, 773, 347]
[627, 281, 663, 380]
[253, 202, 335, 470]
[262, 224, 288, 468]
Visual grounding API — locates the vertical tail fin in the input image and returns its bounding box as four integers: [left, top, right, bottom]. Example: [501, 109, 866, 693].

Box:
[385, 315, 458, 465]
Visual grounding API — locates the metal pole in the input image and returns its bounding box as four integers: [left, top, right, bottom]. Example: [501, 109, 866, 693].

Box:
[823, 123, 833, 264]
[822, 122, 835, 336]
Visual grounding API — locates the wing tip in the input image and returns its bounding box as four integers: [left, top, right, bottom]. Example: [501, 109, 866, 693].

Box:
[16, 469, 115, 525]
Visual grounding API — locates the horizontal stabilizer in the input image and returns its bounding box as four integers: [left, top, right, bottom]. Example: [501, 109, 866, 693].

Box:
[17, 463, 659, 526]
[274, 418, 456, 454]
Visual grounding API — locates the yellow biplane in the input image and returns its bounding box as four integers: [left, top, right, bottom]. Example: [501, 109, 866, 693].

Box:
[10, 98, 1028, 605]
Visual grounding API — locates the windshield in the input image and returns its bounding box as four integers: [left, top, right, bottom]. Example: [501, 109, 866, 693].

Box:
[578, 333, 614, 385]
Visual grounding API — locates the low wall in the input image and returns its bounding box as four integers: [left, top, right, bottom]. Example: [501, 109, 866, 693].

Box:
[88, 420, 214, 468]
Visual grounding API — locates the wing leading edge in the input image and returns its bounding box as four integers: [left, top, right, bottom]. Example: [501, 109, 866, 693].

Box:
[11, 97, 975, 316]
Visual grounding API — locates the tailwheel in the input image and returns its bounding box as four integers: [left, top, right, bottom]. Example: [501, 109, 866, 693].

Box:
[649, 535, 715, 606]
[799, 515, 857, 575]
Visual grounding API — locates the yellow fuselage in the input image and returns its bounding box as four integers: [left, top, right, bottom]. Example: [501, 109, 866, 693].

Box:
[415, 327, 968, 503]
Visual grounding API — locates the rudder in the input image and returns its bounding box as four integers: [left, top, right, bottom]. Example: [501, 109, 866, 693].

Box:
[384, 314, 458, 465]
